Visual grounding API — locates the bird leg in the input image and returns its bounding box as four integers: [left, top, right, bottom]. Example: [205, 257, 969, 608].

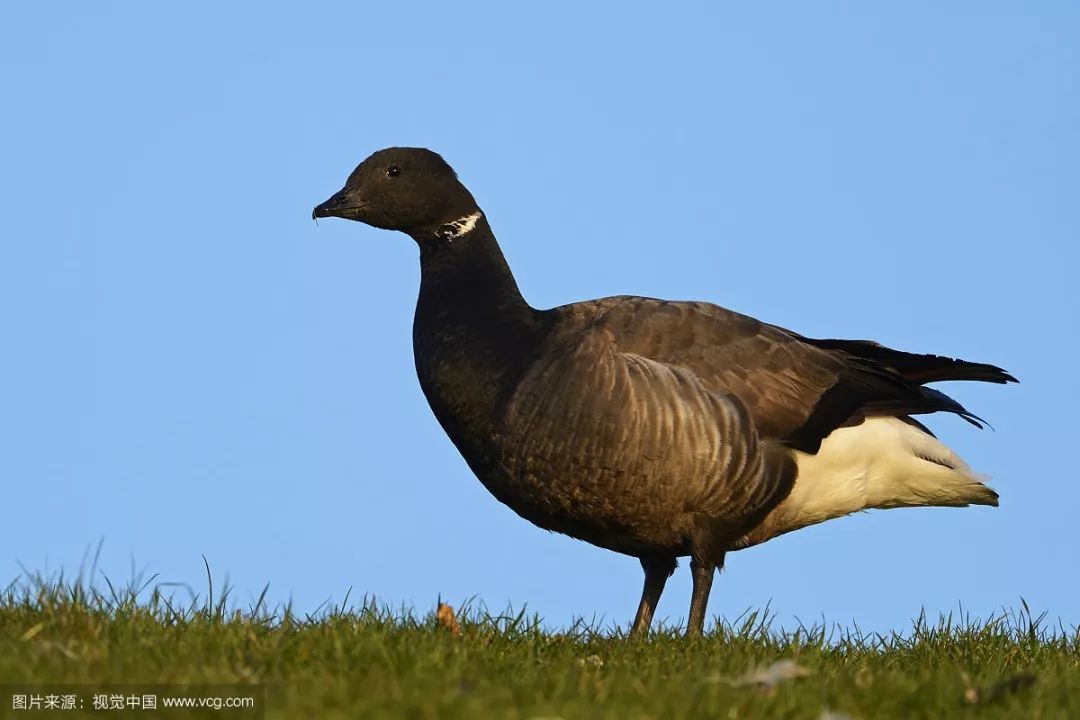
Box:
[630, 556, 677, 636]
[686, 554, 722, 636]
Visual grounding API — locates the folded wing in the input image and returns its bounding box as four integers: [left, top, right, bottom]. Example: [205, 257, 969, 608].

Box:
[547, 296, 1013, 454]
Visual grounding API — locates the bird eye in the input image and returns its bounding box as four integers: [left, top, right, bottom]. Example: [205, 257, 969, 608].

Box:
[387, 165, 401, 177]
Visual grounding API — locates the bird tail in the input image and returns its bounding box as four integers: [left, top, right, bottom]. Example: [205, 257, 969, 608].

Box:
[740, 417, 998, 548]
[801, 338, 1017, 385]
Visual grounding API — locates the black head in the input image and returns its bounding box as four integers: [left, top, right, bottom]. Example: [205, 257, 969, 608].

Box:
[313, 147, 480, 238]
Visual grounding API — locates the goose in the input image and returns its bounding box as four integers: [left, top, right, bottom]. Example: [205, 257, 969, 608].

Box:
[312, 147, 1015, 636]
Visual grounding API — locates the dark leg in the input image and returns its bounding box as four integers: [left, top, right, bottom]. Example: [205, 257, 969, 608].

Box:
[686, 555, 721, 637]
[630, 556, 677, 636]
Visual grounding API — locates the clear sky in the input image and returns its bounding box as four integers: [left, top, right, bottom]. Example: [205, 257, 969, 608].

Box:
[2, 1, 1076, 633]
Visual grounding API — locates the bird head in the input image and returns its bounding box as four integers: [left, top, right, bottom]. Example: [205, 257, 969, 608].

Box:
[312, 147, 480, 240]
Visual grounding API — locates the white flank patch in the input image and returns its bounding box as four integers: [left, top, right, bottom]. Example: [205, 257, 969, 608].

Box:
[442, 211, 483, 240]
[774, 416, 996, 534]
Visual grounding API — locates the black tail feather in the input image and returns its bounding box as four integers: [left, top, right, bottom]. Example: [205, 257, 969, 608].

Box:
[786, 355, 991, 454]
[802, 338, 1018, 385]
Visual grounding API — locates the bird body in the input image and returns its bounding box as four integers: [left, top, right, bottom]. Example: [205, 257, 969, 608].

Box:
[314, 147, 1015, 635]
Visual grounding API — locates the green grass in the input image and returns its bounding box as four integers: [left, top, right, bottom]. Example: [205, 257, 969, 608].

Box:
[1, 569, 1077, 719]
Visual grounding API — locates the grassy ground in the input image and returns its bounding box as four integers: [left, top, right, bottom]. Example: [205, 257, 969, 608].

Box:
[1, 572, 1077, 719]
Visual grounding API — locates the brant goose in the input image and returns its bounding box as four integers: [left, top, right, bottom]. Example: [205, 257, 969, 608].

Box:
[313, 147, 1015, 636]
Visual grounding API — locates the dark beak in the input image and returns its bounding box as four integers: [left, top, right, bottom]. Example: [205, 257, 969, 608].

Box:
[312, 187, 364, 221]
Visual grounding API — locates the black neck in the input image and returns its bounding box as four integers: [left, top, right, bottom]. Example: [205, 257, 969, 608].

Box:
[412, 215, 549, 406]
[415, 215, 532, 322]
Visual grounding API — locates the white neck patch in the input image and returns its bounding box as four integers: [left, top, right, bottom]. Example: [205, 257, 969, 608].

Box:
[440, 211, 483, 240]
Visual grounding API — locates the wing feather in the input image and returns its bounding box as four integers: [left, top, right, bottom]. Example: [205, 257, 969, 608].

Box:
[548, 296, 993, 453]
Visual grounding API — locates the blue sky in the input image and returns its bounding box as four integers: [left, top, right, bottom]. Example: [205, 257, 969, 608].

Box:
[2, 1, 1076, 632]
